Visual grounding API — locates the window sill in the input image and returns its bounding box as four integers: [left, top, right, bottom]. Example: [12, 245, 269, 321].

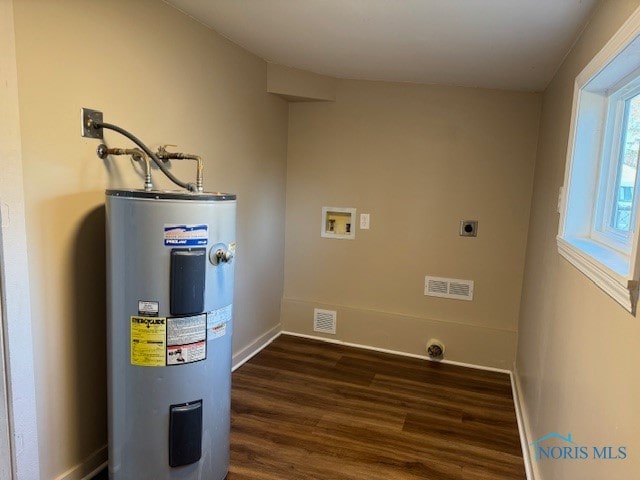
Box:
[556, 235, 638, 314]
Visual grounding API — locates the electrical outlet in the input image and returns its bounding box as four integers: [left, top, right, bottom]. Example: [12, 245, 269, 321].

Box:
[81, 107, 103, 139]
[459, 220, 478, 237]
[360, 213, 370, 230]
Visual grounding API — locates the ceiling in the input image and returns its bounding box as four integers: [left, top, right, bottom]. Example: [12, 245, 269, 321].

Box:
[166, 0, 599, 92]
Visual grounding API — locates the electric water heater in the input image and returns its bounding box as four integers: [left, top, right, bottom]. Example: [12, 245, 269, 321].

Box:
[106, 189, 236, 480]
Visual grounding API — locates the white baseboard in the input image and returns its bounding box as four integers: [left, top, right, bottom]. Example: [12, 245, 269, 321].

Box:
[55, 445, 107, 480]
[511, 369, 535, 480]
[232, 324, 282, 372]
[281, 331, 512, 374]
[281, 298, 516, 370]
[80, 461, 107, 480]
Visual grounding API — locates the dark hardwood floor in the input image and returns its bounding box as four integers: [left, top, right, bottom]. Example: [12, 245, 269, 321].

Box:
[229, 334, 525, 480]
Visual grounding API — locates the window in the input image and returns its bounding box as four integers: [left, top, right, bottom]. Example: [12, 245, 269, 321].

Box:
[559, 12, 640, 314]
[592, 84, 640, 253]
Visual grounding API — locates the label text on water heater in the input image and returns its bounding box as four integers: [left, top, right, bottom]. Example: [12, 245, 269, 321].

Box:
[163, 224, 208, 246]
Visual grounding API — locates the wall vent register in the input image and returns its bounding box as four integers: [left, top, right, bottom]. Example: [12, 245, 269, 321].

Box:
[424, 276, 474, 301]
[313, 308, 337, 334]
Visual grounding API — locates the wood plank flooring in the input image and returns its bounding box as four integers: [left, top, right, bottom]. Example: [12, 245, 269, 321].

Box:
[229, 335, 525, 480]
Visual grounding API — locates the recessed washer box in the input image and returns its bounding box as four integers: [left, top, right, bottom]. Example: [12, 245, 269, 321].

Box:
[321, 207, 356, 240]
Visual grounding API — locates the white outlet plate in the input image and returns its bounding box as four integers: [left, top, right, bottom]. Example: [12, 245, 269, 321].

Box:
[360, 213, 370, 229]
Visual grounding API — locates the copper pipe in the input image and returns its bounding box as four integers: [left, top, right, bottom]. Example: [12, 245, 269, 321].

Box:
[96, 144, 153, 191]
[156, 145, 204, 193]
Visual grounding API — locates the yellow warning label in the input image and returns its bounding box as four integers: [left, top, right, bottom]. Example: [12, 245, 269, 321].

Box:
[131, 316, 166, 367]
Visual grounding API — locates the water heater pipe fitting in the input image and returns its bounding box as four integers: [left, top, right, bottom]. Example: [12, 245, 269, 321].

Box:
[156, 145, 204, 193]
[97, 144, 153, 191]
[88, 118, 197, 192]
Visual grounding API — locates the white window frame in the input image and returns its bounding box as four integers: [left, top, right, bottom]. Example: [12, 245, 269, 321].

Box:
[592, 81, 640, 253]
[558, 6, 640, 315]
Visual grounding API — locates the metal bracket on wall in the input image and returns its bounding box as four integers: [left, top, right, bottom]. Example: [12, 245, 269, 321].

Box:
[81, 107, 104, 139]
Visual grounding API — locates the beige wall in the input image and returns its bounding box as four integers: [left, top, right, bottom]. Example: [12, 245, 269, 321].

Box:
[267, 63, 337, 101]
[283, 79, 541, 369]
[12, 0, 288, 478]
[516, 1, 640, 478]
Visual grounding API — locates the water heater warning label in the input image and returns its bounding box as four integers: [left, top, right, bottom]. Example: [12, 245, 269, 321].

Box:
[207, 305, 232, 341]
[130, 316, 166, 367]
[166, 314, 207, 365]
[137, 300, 159, 317]
[167, 342, 206, 365]
[167, 314, 206, 346]
[163, 224, 208, 246]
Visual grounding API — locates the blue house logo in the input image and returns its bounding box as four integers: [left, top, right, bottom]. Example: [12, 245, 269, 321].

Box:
[531, 432, 627, 462]
[531, 433, 578, 462]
